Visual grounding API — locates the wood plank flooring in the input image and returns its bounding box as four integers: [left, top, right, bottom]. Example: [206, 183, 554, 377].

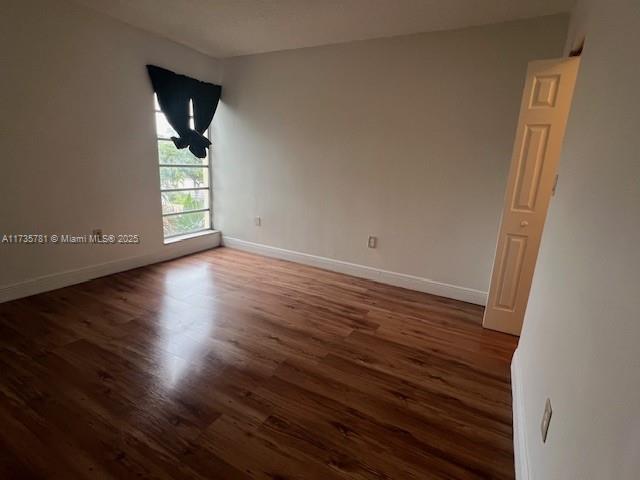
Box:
[0, 247, 518, 479]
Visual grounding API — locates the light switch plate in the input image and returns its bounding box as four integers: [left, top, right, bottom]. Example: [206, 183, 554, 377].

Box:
[541, 398, 552, 442]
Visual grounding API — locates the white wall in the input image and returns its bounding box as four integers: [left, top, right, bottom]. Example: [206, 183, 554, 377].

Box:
[515, 0, 640, 478]
[213, 15, 568, 299]
[0, 0, 221, 299]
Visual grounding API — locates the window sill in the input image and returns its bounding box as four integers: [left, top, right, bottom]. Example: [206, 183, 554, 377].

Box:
[163, 229, 219, 245]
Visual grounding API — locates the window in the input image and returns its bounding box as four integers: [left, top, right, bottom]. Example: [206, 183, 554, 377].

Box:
[154, 96, 212, 239]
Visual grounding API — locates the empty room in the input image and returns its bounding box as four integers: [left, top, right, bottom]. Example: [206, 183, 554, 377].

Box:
[1, 0, 638, 478]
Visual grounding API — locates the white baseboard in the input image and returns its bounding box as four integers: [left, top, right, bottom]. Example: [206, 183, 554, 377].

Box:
[222, 236, 488, 305]
[511, 348, 530, 480]
[0, 231, 221, 303]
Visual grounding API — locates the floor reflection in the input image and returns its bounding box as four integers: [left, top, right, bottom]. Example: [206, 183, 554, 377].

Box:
[154, 290, 222, 390]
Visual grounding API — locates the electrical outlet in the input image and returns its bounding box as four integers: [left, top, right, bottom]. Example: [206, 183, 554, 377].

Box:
[254, 216, 261, 227]
[367, 235, 377, 249]
[541, 398, 552, 442]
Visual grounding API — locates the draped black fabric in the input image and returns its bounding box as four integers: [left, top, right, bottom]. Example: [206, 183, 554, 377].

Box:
[147, 65, 222, 158]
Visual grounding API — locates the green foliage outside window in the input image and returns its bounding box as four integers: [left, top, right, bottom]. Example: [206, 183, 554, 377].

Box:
[158, 140, 210, 237]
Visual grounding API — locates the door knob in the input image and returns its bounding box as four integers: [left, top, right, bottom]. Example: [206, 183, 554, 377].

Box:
[520, 220, 529, 227]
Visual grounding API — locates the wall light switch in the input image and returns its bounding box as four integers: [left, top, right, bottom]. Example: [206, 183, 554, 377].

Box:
[367, 236, 377, 249]
[254, 216, 261, 226]
[541, 398, 552, 443]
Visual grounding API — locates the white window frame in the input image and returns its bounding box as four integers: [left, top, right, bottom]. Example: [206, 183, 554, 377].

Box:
[154, 98, 214, 241]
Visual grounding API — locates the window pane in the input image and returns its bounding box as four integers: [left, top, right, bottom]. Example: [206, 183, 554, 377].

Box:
[162, 189, 209, 215]
[160, 166, 209, 190]
[155, 112, 178, 139]
[163, 210, 210, 237]
[157, 140, 207, 165]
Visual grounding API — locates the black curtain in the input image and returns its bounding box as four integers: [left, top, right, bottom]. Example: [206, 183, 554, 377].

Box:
[147, 65, 222, 158]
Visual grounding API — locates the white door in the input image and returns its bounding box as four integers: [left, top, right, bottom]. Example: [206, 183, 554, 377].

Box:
[483, 58, 580, 336]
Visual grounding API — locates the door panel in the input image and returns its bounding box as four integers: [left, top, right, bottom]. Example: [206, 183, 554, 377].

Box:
[512, 124, 549, 211]
[483, 58, 580, 336]
[530, 74, 560, 108]
[494, 235, 528, 311]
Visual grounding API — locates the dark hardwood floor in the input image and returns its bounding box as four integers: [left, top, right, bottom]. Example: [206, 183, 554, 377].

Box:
[0, 247, 518, 479]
